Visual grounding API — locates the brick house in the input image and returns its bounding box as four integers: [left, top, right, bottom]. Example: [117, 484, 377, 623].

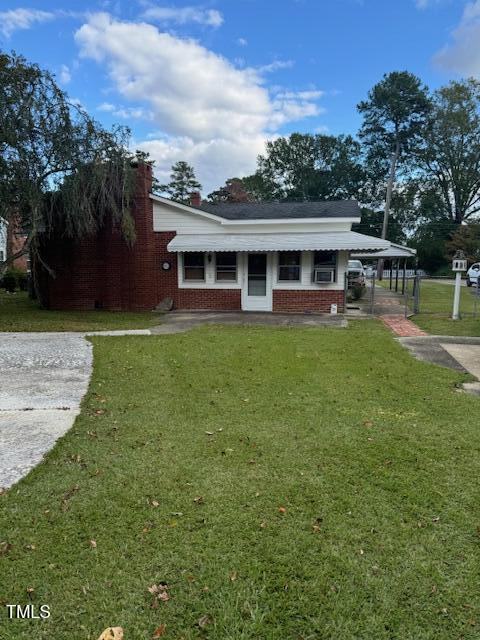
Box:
[0, 217, 29, 272]
[37, 162, 390, 313]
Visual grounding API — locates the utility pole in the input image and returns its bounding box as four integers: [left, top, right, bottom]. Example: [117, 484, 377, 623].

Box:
[378, 140, 400, 281]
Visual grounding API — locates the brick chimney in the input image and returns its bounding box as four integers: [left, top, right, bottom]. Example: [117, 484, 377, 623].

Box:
[190, 191, 201, 207]
[133, 161, 153, 195]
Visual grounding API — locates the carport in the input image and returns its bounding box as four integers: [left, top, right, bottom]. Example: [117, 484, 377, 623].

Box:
[351, 243, 417, 295]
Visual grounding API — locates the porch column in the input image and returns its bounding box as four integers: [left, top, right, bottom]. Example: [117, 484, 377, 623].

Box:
[401, 258, 407, 295]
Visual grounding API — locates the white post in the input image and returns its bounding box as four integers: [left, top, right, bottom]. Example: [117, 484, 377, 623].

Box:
[452, 271, 462, 320]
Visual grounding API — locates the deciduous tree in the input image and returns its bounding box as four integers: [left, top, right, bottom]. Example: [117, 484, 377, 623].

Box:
[416, 79, 480, 225]
[0, 51, 138, 278]
[254, 133, 365, 201]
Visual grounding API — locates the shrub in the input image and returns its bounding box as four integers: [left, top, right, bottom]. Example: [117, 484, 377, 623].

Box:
[350, 283, 366, 301]
[1, 267, 28, 293]
[2, 272, 17, 293]
[17, 271, 28, 291]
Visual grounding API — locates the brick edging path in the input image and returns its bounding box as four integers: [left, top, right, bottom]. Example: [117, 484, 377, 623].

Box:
[381, 314, 428, 337]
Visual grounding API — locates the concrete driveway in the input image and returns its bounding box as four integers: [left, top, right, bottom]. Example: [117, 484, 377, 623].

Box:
[0, 333, 93, 489]
[0, 330, 149, 489]
[399, 335, 480, 395]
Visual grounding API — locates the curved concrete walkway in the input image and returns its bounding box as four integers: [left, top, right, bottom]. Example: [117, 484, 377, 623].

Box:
[0, 330, 149, 489]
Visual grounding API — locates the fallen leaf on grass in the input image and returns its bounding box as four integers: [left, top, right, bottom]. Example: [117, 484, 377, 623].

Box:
[312, 517, 323, 533]
[229, 571, 238, 582]
[148, 583, 170, 605]
[150, 499, 160, 508]
[152, 625, 166, 638]
[193, 496, 204, 505]
[0, 541, 12, 555]
[90, 539, 97, 549]
[97, 627, 124, 640]
[62, 484, 80, 500]
[198, 614, 213, 629]
[278, 506, 286, 514]
[363, 420, 374, 428]
[25, 544, 36, 551]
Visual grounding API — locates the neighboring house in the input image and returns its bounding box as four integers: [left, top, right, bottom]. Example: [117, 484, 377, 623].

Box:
[7, 222, 29, 272]
[37, 163, 390, 312]
[0, 216, 29, 271]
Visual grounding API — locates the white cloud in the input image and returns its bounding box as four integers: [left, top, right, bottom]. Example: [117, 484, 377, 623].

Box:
[275, 90, 324, 100]
[257, 59, 295, 74]
[98, 101, 152, 119]
[114, 106, 154, 120]
[59, 64, 71, 84]
[434, 1, 480, 76]
[97, 102, 116, 112]
[237, 37, 248, 46]
[140, 5, 223, 28]
[75, 13, 324, 192]
[0, 8, 55, 38]
[415, 0, 444, 8]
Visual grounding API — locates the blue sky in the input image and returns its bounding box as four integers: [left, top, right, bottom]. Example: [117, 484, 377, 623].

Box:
[1, 0, 478, 192]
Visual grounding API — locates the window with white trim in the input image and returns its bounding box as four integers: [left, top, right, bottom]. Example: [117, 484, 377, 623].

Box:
[278, 251, 301, 281]
[215, 252, 237, 281]
[183, 252, 205, 281]
[313, 251, 337, 283]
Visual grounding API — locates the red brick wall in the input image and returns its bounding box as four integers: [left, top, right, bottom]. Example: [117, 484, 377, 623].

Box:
[6, 218, 28, 271]
[175, 288, 241, 310]
[273, 289, 345, 313]
[153, 231, 241, 310]
[38, 163, 159, 311]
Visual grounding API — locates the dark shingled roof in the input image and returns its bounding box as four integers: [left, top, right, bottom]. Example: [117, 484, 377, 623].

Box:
[197, 200, 361, 220]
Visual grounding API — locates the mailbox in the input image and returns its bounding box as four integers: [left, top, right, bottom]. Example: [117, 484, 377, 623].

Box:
[452, 250, 467, 272]
[452, 258, 467, 272]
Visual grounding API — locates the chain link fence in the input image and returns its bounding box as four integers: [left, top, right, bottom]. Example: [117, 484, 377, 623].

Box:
[410, 277, 480, 319]
[350, 274, 480, 319]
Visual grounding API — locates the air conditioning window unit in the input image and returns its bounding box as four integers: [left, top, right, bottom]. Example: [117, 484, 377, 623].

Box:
[313, 268, 335, 283]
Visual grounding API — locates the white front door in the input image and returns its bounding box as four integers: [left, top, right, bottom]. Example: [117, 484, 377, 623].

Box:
[242, 252, 273, 311]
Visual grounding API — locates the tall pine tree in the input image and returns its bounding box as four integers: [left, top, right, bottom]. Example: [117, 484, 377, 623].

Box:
[159, 161, 202, 203]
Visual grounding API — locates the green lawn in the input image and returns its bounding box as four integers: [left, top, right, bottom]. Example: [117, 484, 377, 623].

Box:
[1, 322, 480, 639]
[0, 291, 158, 332]
[379, 279, 480, 336]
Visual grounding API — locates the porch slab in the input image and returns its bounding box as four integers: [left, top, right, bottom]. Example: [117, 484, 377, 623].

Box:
[151, 311, 347, 334]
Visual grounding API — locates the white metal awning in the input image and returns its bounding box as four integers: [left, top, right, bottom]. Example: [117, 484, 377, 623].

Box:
[167, 232, 390, 253]
[351, 243, 416, 260]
